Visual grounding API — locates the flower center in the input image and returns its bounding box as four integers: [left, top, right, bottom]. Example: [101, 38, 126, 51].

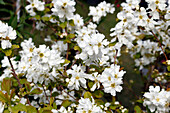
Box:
[155, 0, 159, 4]
[115, 74, 118, 78]
[98, 42, 102, 47]
[39, 53, 44, 58]
[75, 76, 79, 80]
[29, 48, 33, 52]
[108, 76, 111, 81]
[139, 15, 143, 19]
[111, 83, 115, 88]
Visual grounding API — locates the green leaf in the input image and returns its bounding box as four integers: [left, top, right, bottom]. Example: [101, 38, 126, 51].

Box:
[167, 66, 170, 71]
[3, 49, 12, 56]
[136, 99, 143, 104]
[16, 31, 23, 39]
[67, 34, 75, 39]
[74, 46, 81, 51]
[88, 81, 94, 89]
[4, 109, 10, 113]
[20, 79, 28, 84]
[0, 0, 5, 5]
[11, 45, 20, 50]
[59, 22, 67, 29]
[9, 103, 27, 113]
[95, 99, 104, 105]
[9, 89, 15, 101]
[34, 15, 41, 20]
[61, 100, 72, 108]
[0, 91, 9, 103]
[1, 78, 11, 94]
[26, 106, 37, 113]
[11, 16, 17, 28]
[93, 90, 104, 98]
[110, 105, 118, 110]
[134, 105, 142, 113]
[69, 20, 75, 26]
[84, 91, 92, 99]
[64, 59, 70, 64]
[30, 88, 43, 95]
[50, 97, 54, 106]
[42, 16, 49, 21]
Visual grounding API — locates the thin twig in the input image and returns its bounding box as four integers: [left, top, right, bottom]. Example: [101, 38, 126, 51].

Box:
[26, 95, 31, 105]
[7, 56, 31, 105]
[114, 50, 118, 65]
[58, 70, 68, 78]
[151, 31, 168, 61]
[69, 59, 77, 69]
[64, 44, 69, 72]
[41, 20, 57, 33]
[60, 86, 78, 102]
[42, 84, 50, 103]
[84, 18, 93, 26]
[0, 17, 11, 20]
[7, 56, 22, 88]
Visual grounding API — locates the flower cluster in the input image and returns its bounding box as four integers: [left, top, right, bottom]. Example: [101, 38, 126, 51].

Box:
[130, 40, 161, 70]
[75, 32, 109, 65]
[17, 38, 65, 85]
[89, 1, 115, 23]
[0, 0, 169, 112]
[143, 86, 170, 113]
[76, 97, 104, 113]
[25, 0, 45, 16]
[100, 64, 126, 96]
[110, 0, 169, 70]
[51, 0, 76, 20]
[0, 21, 16, 49]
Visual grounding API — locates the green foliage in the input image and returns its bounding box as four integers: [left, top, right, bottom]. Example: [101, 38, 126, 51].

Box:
[1, 78, 11, 94]
[30, 88, 43, 95]
[61, 100, 72, 108]
[134, 105, 142, 113]
[84, 91, 92, 99]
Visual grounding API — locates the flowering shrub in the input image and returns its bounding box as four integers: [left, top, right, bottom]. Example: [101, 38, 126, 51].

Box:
[0, 0, 169, 113]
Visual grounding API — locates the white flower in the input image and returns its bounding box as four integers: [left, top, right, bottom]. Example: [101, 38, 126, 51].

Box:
[17, 39, 64, 85]
[1, 40, 12, 49]
[88, 72, 101, 91]
[66, 65, 87, 90]
[76, 97, 104, 113]
[0, 102, 4, 113]
[71, 14, 84, 28]
[143, 86, 170, 113]
[51, 0, 76, 20]
[88, 1, 115, 23]
[135, 7, 148, 27]
[0, 21, 17, 49]
[100, 64, 126, 96]
[146, 0, 167, 11]
[25, 0, 45, 16]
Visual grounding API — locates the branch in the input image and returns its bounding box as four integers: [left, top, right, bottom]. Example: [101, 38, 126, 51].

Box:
[7, 56, 22, 88]
[151, 31, 168, 61]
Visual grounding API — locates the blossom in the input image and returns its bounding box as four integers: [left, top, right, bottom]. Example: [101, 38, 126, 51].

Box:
[88, 1, 115, 23]
[88, 72, 101, 91]
[0, 21, 17, 49]
[66, 65, 87, 90]
[51, 0, 76, 20]
[143, 86, 170, 113]
[76, 97, 104, 113]
[100, 64, 126, 96]
[17, 39, 65, 85]
[25, 0, 45, 16]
